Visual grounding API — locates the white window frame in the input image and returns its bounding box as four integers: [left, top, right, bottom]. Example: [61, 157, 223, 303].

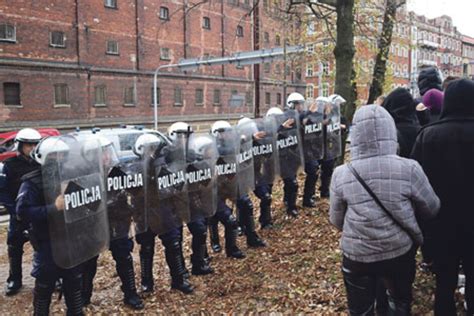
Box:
[106, 40, 119, 55]
[160, 7, 169, 20]
[50, 31, 66, 48]
[0, 24, 16, 42]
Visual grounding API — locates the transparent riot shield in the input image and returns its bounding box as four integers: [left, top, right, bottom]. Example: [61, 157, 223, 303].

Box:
[42, 136, 109, 269]
[274, 109, 305, 180]
[302, 99, 324, 162]
[235, 119, 256, 198]
[146, 135, 190, 235]
[324, 102, 342, 160]
[105, 154, 147, 240]
[253, 116, 279, 187]
[214, 127, 239, 202]
[186, 133, 218, 221]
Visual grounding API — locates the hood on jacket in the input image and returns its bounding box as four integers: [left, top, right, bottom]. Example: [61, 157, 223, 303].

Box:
[422, 88, 444, 114]
[440, 79, 474, 119]
[350, 104, 398, 160]
[417, 66, 442, 96]
[382, 88, 419, 124]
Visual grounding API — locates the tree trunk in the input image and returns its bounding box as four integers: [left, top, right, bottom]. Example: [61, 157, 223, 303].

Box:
[367, 0, 397, 104]
[333, 0, 356, 123]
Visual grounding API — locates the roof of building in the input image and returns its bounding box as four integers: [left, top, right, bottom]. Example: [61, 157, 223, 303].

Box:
[462, 36, 474, 45]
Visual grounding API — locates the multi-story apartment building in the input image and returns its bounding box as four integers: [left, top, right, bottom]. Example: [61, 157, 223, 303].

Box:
[462, 35, 474, 79]
[0, 0, 304, 130]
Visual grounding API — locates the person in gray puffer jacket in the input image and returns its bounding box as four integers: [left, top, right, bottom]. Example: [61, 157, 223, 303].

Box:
[329, 104, 440, 316]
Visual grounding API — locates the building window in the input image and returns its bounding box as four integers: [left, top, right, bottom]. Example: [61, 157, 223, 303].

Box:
[322, 62, 330, 75]
[275, 34, 281, 46]
[195, 88, 204, 106]
[202, 17, 211, 30]
[236, 26, 244, 37]
[265, 92, 271, 105]
[3, 82, 21, 106]
[160, 47, 171, 60]
[275, 64, 281, 74]
[54, 84, 69, 105]
[213, 89, 221, 105]
[245, 90, 253, 105]
[276, 93, 282, 105]
[306, 64, 313, 77]
[295, 68, 302, 81]
[307, 43, 314, 54]
[106, 40, 119, 55]
[104, 0, 117, 9]
[174, 87, 183, 106]
[321, 83, 329, 97]
[151, 87, 160, 106]
[0, 24, 16, 42]
[94, 85, 107, 106]
[160, 7, 169, 20]
[264, 63, 270, 73]
[124, 87, 135, 105]
[50, 31, 66, 48]
[306, 84, 314, 99]
[264, 32, 269, 43]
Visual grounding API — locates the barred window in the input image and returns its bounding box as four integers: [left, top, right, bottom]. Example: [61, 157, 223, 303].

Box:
[54, 84, 69, 105]
[276, 93, 282, 105]
[50, 31, 66, 48]
[265, 92, 271, 105]
[104, 0, 117, 8]
[94, 85, 107, 106]
[264, 63, 270, 73]
[213, 89, 221, 105]
[160, 7, 169, 20]
[174, 87, 183, 106]
[236, 26, 244, 37]
[0, 24, 16, 42]
[245, 90, 253, 105]
[106, 40, 119, 55]
[195, 88, 204, 106]
[202, 17, 211, 30]
[124, 87, 135, 105]
[3, 82, 21, 106]
[160, 48, 171, 60]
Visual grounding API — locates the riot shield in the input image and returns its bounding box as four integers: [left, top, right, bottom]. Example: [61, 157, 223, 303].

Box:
[105, 154, 147, 240]
[253, 116, 279, 187]
[274, 109, 305, 180]
[214, 126, 239, 202]
[186, 133, 218, 220]
[42, 136, 109, 269]
[324, 102, 342, 160]
[301, 99, 324, 162]
[235, 119, 256, 197]
[146, 135, 190, 235]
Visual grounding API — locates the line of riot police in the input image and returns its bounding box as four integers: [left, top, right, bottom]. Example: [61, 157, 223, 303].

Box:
[4, 93, 344, 315]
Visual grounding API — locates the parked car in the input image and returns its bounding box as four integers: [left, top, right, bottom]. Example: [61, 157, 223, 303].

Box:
[0, 128, 61, 162]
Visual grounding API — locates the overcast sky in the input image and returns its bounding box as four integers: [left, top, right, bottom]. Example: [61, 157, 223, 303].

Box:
[407, 0, 474, 37]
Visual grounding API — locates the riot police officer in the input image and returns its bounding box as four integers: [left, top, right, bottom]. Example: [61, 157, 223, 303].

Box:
[81, 135, 144, 309]
[16, 137, 84, 315]
[2, 128, 42, 295]
[208, 121, 245, 259]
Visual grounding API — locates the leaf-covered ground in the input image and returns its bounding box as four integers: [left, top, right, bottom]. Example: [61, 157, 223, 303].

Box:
[0, 175, 465, 315]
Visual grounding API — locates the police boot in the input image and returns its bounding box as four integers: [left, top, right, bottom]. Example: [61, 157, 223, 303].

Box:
[81, 258, 97, 306]
[63, 274, 84, 316]
[139, 245, 154, 293]
[285, 180, 299, 218]
[33, 279, 54, 316]
[224, 216, 246, 259]
[165, 241, 193, 294]
[240, 201, 267, 248]
[116, 255, 144, 310]
[208, 217, 221, 253]
[5, 245, 23, 296]
[259, 194, 273, 229]
[191, 233, 214, 276]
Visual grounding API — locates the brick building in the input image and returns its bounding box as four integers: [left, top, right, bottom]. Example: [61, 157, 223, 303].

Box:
[462, 35, 474, 79]
[0, 0, 305, 131]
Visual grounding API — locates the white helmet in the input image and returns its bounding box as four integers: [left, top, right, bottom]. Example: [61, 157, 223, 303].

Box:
[210, 120, 232, 137]
[82, 135, 118, 166]
[133, 133, 162, 158]
[286, 92, 305, 109]
[15, 128, 42, 144]
[329, 94, 346, 106]
[237, 117, 253, 126]
[168, 122, 193, 142]
[265, 107, 284, 117]
[31, 136, 69, 166]
[189, 135, 215, 158]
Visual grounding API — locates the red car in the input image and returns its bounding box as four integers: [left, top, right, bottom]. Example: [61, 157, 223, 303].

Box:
[0, 128, 60, 162]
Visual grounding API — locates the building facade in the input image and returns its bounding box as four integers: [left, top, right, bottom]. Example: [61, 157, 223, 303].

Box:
[0, 0, 304, 130]
[462, 35, 474, 79]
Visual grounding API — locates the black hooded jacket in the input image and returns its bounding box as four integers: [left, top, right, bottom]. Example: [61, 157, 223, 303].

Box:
[382, 88, 421, 158]
[411, 79, 474, 237]
[417, 66, 442, 96]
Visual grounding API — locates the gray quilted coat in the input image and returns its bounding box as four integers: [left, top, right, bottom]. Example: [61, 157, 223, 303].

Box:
[329, 105, 440, 263]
